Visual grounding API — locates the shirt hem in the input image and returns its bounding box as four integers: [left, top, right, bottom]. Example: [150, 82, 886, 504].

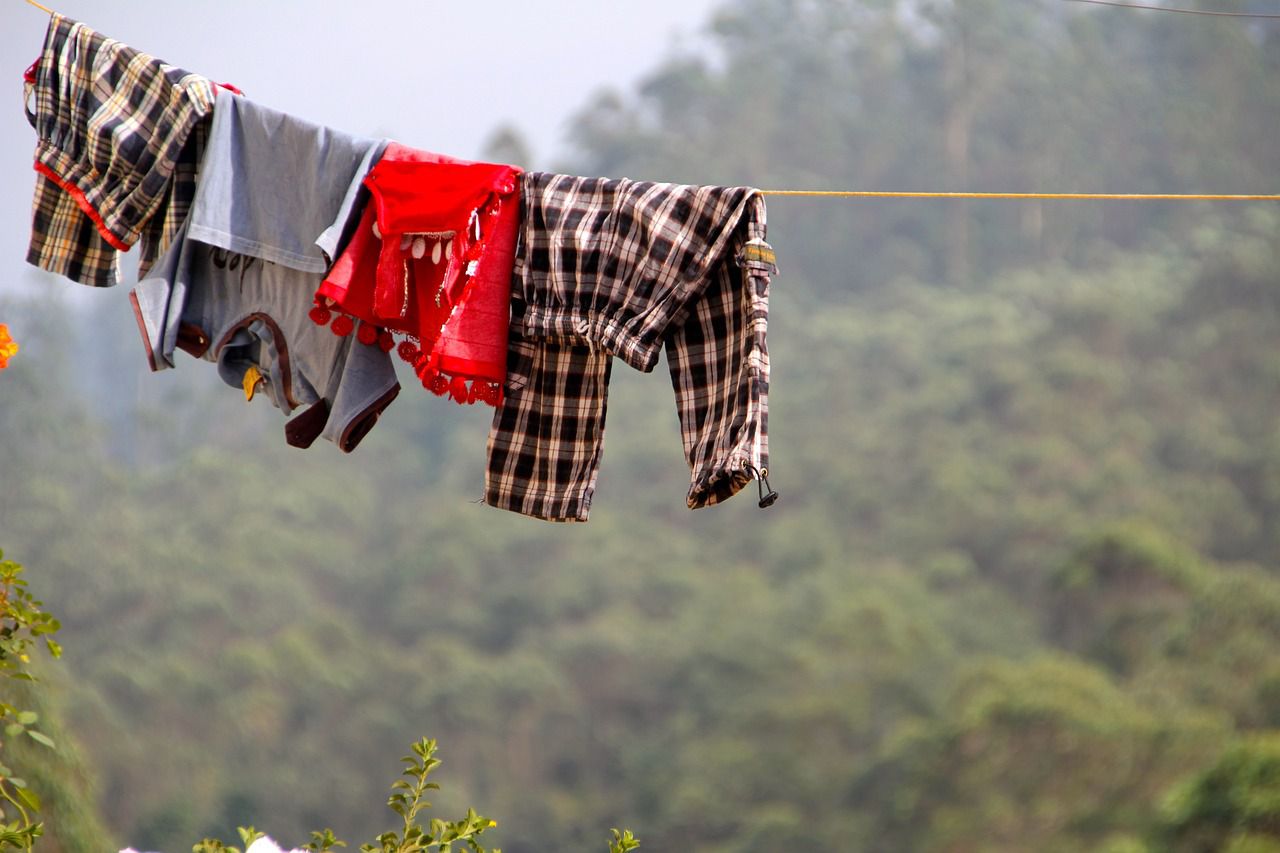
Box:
[186, 223, 329, 274]
[333, 381, 401, 453]
[483, 487, 592, 523]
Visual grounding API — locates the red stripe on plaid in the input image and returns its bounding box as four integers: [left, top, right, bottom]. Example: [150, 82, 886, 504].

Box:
[33, 161, 132, 252]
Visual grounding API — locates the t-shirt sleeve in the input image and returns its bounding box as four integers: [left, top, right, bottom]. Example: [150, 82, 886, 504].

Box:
[320, 337, 401, 453]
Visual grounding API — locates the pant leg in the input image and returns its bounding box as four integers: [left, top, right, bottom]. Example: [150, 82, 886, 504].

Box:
[485, 329, 613, 522]
[666, 232, 773, 509]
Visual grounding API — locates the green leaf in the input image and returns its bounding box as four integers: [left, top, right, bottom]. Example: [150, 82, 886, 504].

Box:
[307, 828, 346, 851]
[609, 828, 640, 853]
[4, 723, 23, 737]
[15, 712, 37, 726]
[13, 786, 39, 812]
[26, 729, 55, 748]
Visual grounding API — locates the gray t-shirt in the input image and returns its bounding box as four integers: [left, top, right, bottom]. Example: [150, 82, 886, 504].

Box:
[186, 89, 386, 272]
[131, 91, 397, 452]
[132, 221, 399, 451]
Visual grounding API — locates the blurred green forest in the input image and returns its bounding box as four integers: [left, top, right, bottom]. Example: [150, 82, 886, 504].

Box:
[5, 0, 1280, 850]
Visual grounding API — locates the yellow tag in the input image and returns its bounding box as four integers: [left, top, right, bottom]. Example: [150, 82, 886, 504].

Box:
[741, 241, 777, 267]
[242, 365, 264, 402]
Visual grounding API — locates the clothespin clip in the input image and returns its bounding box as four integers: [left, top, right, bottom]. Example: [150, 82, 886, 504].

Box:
[242, 365, 265, 402]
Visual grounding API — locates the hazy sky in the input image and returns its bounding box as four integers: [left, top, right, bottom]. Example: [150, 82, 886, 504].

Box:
[0, 0, 723, 300]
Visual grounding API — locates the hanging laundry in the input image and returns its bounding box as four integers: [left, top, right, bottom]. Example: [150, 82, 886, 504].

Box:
[312, 144, 520, 406]
[183, 92, 386, 273]
[24, 14, 218, 287]
[130, 90, 399, 452]
[132, 223, 399, 451]
[16, 18, 785, 489]
[485, 174, 777, 522]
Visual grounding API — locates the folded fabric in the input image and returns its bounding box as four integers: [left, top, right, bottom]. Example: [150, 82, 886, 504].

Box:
[312, 143, 520, 406]
[132, 222, 399, 452]
[186, 90, 387, 273]
[485, 173, 776, 522]
[24, 14, 218, 286]
[129, 90, 399, 452]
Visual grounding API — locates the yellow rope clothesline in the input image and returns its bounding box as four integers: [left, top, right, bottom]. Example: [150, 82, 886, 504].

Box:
[1064, 0, 1280, 18]
[759, 190, 1280, 200]
[26, 0, 1280, 20]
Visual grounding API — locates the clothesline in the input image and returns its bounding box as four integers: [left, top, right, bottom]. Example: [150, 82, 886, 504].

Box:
[1062, 0, 1280, 18]
[18, 7, 1280, 524]
[25, 0, 1280, 21]
[758, 190, 1280, 200]
[24, 0, 1280, 21]
[18, 0, 1280, 204]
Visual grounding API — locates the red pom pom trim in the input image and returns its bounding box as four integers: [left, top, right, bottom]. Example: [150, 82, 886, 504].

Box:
[397, 340, 420, 364]
[330, 315, 354, 337]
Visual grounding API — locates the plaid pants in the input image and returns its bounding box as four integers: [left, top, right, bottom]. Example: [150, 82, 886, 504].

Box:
[485, 173, 775, 522]
[25, 14, 216, 286]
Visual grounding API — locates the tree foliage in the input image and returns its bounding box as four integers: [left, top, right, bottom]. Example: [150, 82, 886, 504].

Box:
[0, 550, 107, 852]
[4, 0, 1280, 850]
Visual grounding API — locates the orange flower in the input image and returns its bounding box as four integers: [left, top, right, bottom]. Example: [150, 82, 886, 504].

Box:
[0, 324, 18, 370]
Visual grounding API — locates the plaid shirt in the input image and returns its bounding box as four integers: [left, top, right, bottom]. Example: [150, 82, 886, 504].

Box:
[485, 173, 775, 522]
[25, 14, 216, 287]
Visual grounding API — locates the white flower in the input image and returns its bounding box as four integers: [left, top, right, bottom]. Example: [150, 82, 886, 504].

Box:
[246, 837, 307, 853]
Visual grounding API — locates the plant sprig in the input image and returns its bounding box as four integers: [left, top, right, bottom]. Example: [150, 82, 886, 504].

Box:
[0, 550, 60, 851]
[193, 737, 637, 853]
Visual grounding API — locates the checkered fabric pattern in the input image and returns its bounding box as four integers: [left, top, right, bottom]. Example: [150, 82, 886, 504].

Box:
[136, 115, 210, 280]
[25, 14, 217, 287]
[485, 173, 775, 522]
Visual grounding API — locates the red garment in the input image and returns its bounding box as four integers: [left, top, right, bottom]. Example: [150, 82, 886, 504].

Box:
[313, 143, 520, 405]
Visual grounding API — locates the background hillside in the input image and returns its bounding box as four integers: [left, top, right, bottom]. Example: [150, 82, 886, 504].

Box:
[4, 1, 1280, 850]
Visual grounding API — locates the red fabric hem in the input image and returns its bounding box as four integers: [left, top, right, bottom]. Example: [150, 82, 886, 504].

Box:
[33, 161, 132, 252]
[435, 354, 505, 382]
